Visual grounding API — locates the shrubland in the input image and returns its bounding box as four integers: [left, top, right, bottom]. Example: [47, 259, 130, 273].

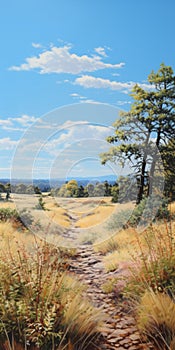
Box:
[0, 219, 103, 350]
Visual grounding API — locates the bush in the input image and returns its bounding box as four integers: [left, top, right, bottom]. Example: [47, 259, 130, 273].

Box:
[108, 196, 171, 231]
[125, 222, 175, 297]
[0, 240, 102, 349]
[107, 208, 133, 231]
[35, 196, 46, 210]
[128, 196, 171, 227]
[0, 208, 19, 221]
[111, 185, 119, 203]
[123, 221, 175, 349]
[0, 207, 35, 230]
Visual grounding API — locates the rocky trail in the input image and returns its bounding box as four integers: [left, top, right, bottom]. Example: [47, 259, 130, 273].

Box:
[67, 214, 155, 350]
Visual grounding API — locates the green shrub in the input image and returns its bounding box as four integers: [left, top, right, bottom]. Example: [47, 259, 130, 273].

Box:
[107, 208, 133, 230]
[128, 196, 171, 227]
[0, 208, 19, 221]
[127, 196, 170, 227]
[108, 196, 171, 231]
[111, 185, 119, 203]
[35, 196, 46, 210]
[0, 207, 35, 231]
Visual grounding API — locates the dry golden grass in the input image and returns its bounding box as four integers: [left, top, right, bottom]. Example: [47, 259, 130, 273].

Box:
[94, 226, 136, 253]
[0, 219, 103, 350]
[94, 226, 138, 271]
[76, 205, 115, 228]
[103, 248, 132, 272]
[62, 293, 104, 347]
[93, 235, 118, 254]
[169, 201, 175, 215]
[0, 200, 15, 209]
[102, 218, 175, 272]
[0, 221, 40, 256]
[45, 201, 71, 228]
[137, 289, 175, 349]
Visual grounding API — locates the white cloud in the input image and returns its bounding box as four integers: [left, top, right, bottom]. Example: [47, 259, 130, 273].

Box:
[9, 45, 125, 74]
[116, 100, 132, 106]
[70, 93, 86, 100]
[39, 122, 111, 157]
[94, 47, 107, 57]
[2, 126, 25, 132]
[13, 114, 38, 127]
[32, 42, 43, 49]
[34, 123, 113, 179]
[75, 75, 153, 92]
[0, 167, 11, 172]
[10, 121, 115, 179]
[0, 114, 38, 132]
[70, 93, 80, 97]
[80, 99, 102, 104]
[0, 119, 13, 126]
[112, 73, 120, 77]
[0, 137, 18, 150]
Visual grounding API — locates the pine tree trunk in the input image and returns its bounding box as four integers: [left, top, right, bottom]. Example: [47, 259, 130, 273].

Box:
[136, 131, 151, 204]
[137, 158, 146, 204]
[148, 129, 161, 197]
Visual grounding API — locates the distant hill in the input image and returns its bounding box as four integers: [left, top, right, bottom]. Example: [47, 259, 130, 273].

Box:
[66, 175, 117, 187]
[0, 175, 117, 191]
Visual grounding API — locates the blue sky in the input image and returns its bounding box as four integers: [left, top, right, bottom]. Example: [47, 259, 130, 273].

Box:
[0, 0, 175, 179]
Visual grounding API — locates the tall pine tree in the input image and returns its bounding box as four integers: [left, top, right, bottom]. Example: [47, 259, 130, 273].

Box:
[100, 64, 175, 203]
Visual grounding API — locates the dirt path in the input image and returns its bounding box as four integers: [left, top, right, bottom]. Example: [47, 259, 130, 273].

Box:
[68, 217, 155, 350]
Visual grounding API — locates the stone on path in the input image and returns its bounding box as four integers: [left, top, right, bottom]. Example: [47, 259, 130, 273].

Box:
[69, 245, 155, 350]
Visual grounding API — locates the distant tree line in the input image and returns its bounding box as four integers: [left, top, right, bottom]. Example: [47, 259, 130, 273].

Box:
[51, 177, 139, 202]
[0, 176, 160, 204]
[0, 183, 11, 200]
[51, 179, 111, 198]
[0, 183, 42, 197]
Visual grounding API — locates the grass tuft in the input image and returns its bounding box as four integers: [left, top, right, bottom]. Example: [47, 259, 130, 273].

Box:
[137, 289, 175, 349]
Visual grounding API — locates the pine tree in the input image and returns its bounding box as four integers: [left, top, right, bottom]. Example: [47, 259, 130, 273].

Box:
[100, 63, 175, 203]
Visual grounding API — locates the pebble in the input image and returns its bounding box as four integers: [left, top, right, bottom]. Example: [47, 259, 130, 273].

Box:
[69, 245, 155, 350]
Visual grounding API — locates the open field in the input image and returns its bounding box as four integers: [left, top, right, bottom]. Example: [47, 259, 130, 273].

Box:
[4, 194, 135, 247]
[1, 195, 175, 349]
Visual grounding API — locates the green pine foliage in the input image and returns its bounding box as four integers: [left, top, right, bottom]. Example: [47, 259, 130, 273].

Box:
[100, 63, 175, 204]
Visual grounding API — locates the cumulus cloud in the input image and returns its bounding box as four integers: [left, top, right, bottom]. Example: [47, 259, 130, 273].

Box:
[9, 45, 124, 74]
[40, 122, 111, 157]
[94, 47, 107, 57]
[33, 122, 113, 178]
[0, 114, 38, 132]
[75, 75, 153, 92]
[13, 114, 38, 127]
